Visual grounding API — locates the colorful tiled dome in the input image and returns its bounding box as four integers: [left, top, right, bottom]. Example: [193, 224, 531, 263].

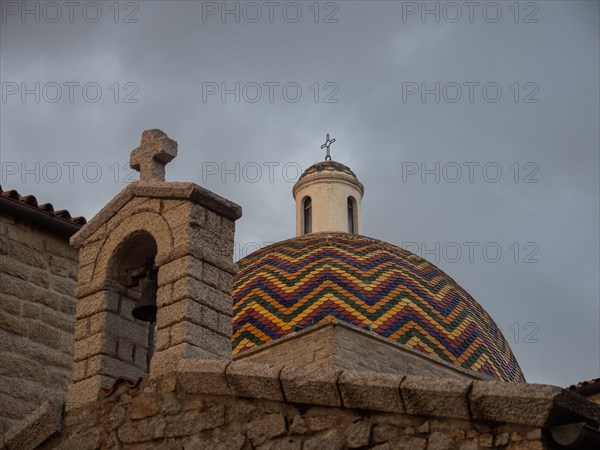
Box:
[299, 160, 358, 181]
[232, 232, 525, 382]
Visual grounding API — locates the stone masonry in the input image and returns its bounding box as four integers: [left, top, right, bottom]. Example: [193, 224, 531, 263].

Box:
[235, 319, 490, 381]
[0, 212, 79, 433]
[3, 359, 598, 450]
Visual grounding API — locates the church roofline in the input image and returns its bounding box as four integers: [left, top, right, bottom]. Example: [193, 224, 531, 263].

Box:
[568, 378, 600, 397]
[71, 181, 242, 248]
[0, 185, 86, 239]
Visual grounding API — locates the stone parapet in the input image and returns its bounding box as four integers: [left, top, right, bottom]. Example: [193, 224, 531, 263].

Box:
[174, 359, 600, 428]
[235, 319, 492, 381]
[27, 359, 600, 450]
[1, 400, 64, 450]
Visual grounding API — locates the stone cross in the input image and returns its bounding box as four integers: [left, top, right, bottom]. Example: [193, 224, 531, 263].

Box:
[320, 133, 336, 161]
[130, 129, 178, 183]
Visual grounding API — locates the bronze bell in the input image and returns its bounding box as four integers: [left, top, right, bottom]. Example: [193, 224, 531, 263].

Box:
[132, 271, 157, 322]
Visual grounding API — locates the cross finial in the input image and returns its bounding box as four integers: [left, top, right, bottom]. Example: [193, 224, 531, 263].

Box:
[130, 129, 178, 183]
[320, 133, 336, 161]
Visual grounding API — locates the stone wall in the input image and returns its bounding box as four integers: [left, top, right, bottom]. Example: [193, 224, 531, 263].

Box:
[236, 320, 488, 381]
[7, 359, 595, 450]
[0, 213, 78, 434]
[589, 392, 600, 405]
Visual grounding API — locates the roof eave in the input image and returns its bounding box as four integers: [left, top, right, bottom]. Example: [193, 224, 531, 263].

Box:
[0, 195, 82, 240]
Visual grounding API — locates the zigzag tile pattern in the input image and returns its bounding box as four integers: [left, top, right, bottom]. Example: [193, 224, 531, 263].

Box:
[232, 233, 525, 382]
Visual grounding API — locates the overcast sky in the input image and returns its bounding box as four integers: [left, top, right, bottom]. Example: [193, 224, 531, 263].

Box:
[1, 0, 598, 386]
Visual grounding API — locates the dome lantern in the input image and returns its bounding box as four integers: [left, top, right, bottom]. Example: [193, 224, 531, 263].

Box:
[292, 134, 364, 236]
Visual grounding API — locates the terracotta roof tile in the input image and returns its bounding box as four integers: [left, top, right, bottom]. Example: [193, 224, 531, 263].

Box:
[568, 378, 600, 396]
[0, 185, 86, 226]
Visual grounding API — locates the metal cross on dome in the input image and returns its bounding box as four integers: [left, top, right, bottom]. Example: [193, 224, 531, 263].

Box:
[320, 133, 336, 161]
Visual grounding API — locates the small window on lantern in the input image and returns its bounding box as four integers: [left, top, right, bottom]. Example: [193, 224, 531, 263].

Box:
[348, 197, 356, 234]
[303, 196, 312, 234]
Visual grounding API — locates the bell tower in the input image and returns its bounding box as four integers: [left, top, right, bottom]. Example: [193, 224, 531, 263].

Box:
[66, 129, 242, 410]
[292, 134, 364, 236]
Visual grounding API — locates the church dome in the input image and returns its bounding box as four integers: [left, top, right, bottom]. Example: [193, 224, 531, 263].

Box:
[299, 160, 358, 181]
[232, 232, 525, 382]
